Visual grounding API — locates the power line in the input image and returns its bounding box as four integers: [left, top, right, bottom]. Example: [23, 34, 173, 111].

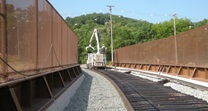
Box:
[64, 8, 204, 23]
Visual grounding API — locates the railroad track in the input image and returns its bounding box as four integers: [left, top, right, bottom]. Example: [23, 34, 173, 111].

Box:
[96, 69, 208, 111]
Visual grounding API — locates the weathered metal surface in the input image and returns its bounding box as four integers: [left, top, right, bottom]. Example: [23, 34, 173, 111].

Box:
[0, 0, 6, 80]
[0, 65, 82, 111]
[113, 25, 208, 82]
[0, 0, 82, 110]
[114, 25, 208, 67]
[98, 69, 208, 111]
[0, 0, 79, 81]
[114, 63, 208, 82]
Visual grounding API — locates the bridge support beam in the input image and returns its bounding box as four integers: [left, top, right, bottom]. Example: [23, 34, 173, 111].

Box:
[1, 0, 7, 81]
[0, 65, 82, 111]
[113, 63, 208, 83]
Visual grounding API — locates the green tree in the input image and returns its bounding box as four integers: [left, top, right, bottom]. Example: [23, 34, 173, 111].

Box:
[194, 19, 208, 27]
[151, 18, 193, 39]
[65, 13, 207, 64]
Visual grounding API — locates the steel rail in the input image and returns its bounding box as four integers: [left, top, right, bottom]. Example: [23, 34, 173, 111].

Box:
[97, 68, 208, 111]
[110, 66, 208, 91]
[84, 68, 135, 111]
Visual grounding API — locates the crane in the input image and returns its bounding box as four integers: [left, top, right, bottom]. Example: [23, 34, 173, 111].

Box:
[86, 29, 106, 69]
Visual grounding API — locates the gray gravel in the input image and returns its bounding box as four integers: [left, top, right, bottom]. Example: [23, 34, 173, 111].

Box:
[129, 70, 208, 103]
[64, 68, 127, 111]
[164, 82, 208, 102]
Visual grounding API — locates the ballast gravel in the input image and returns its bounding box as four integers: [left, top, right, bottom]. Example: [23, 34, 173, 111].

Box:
[164, 82, 208, 103]
[64, 68, 127, 111]
[129, 70, 208, 103]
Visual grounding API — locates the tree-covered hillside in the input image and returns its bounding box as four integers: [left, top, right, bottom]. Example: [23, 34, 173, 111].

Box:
[65, 13, 208, 64]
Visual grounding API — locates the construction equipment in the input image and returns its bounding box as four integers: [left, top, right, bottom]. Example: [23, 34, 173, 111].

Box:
[86, 29, 106, 69]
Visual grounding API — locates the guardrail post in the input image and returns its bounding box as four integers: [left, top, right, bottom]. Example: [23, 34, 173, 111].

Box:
[1, 0, 7, 81]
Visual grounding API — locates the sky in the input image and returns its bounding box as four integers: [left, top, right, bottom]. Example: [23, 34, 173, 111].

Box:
[48, 0, 208, 23]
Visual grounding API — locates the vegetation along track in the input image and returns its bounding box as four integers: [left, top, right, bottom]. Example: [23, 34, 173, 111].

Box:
[96, 69, 208, 111]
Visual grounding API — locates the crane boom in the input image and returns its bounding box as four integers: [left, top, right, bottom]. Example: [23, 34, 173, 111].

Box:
[86, 29, 100, 54]
[85, 28, 106, 69]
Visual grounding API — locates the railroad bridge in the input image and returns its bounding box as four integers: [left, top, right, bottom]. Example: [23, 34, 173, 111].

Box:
[0, 0, 208, 111]
[113, 24, 208, 83]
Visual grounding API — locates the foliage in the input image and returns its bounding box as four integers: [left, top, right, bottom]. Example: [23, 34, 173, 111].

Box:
[65, 13, 207, 64]
[194, 19, 208, 27]
[151, 18, 194, 39]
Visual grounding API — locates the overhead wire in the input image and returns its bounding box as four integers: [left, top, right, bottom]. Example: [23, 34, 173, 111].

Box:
[65, 8, 203, 23]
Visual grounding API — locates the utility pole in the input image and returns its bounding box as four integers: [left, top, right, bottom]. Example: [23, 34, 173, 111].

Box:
[173, 14, 177, 36]
[107, 5, 114, 63]
[173, 14, 178, 65]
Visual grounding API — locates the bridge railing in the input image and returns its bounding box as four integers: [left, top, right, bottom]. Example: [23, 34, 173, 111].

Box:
[113, 24, 208, 82]
[0, 0, 78, 81]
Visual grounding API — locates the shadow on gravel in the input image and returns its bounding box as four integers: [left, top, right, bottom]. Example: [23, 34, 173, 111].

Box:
[64, 71, 93, 111]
